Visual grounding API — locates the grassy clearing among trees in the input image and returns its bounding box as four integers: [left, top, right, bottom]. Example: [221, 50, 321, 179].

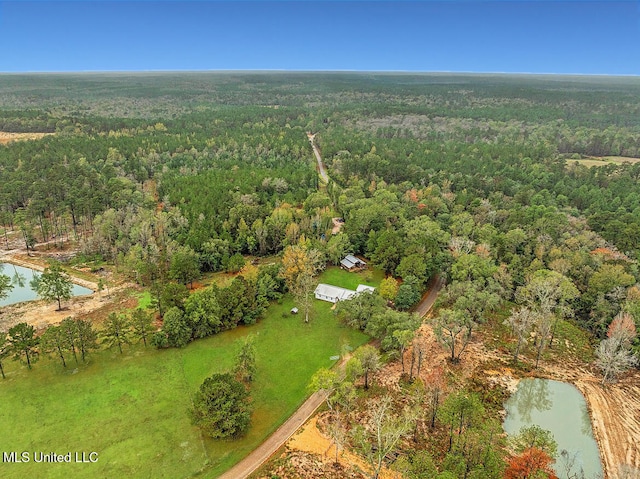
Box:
[318, 266, 384, 292]
[566, 156, 640, 168]
[0, 296, 367, 479]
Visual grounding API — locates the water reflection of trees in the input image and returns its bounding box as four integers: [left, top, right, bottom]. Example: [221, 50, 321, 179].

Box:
[581, 403, 593, 438]
[513, 379, 552, 422]
[1, 263, 27, 297]
[559, 449, 588, 479]
[1, 263, 26, 288]
[10, 264, 26, 288]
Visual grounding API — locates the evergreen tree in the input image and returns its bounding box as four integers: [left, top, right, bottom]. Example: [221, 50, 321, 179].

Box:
[8, 322, 39, 370]
[41, 325, 70, 367]
[31, 261, 73, 310]
[130, 308, 155, 347]
[102, 313, 131, 354]
[190, 373, 252, 439]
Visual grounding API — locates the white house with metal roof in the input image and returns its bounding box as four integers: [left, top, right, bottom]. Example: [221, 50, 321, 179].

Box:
[314, 283, 375, 303]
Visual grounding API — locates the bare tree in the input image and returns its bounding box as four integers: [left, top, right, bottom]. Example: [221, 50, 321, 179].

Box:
[449, 236, 475, 256]
[534, 313, 553, 369]
[595, 337, 638, 384]
[504, 307, 538, 362]
[433, 308, 474, 363]
[351, 397, 415, 479]
[424, 366, 446, 428]
[326, 412, 347, 465]
[517, 269, 578, 348]
[409, 337, 424, 380]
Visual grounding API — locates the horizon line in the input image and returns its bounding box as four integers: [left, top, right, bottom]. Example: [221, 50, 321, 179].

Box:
[0, 69, 639, 78]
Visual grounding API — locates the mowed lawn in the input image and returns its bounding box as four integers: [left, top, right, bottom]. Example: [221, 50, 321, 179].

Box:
[319, 265, 384, 291]
[0, 292, 367, 479]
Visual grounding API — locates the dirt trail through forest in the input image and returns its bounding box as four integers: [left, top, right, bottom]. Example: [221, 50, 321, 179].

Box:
[307, 132, 329, 183]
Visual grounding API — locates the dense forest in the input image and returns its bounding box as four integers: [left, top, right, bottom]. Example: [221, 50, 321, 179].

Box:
[1, 73, 640, 478]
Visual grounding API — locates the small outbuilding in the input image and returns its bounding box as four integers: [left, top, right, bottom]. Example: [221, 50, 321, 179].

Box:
[290, 307, 299, 314]
[340, 254, 367, 271]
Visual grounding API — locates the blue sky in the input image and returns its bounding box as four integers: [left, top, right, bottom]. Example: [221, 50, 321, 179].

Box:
[0, 1, 638, 74]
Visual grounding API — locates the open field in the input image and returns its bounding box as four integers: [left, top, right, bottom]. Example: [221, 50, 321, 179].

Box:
[0, 293, 368, 479]
[567, 156, 640, 168]
[0, 131, 53, 144]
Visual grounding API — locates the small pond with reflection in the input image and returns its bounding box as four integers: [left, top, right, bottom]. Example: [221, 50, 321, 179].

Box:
[0, 263, 93, 307]
[503, 378, 603, 478]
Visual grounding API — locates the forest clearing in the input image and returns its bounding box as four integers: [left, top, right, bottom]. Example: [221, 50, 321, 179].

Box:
[566, 156, 640, 168]
[3, 233, 638, 478]
[0, 131, 53, 144]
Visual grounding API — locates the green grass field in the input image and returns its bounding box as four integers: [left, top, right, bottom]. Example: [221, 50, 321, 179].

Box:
[318, 265, 384, 291]
[0, 291, 367, 478]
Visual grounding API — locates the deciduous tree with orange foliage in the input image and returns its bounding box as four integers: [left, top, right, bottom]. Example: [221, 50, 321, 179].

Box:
[504, 447, 558, 479]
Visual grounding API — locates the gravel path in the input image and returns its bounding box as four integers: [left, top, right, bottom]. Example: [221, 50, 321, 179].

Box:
[217, 390, 329, 479]
[307, 133, 328, 183]
[413, 274, 444, 318]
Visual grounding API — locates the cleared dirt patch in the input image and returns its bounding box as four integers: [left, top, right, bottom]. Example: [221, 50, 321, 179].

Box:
[0, 252, 136, 332]
[575, 377, 640, 477]
[284, 416, 396, 479]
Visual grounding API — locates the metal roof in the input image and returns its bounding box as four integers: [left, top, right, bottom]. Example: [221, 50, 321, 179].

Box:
[314, 283, 357, 301]
[340, 258, 355, 268]
[356, 284, 376, 293]
[345, 254, 365, 265]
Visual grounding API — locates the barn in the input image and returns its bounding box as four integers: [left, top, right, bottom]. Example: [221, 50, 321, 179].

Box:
[340, 254, 367, 271]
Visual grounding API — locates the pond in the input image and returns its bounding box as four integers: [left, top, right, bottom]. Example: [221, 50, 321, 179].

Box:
[503, 378, 604, 479]
[0, 263, 93, 307]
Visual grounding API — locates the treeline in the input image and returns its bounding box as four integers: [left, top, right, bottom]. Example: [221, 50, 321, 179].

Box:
[151, 264, 285, 348]
[0, 110, 57, 133]
[0, 263, 285, 376]
[3, 72, 640, 359]
[1, 318, 101, 375]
